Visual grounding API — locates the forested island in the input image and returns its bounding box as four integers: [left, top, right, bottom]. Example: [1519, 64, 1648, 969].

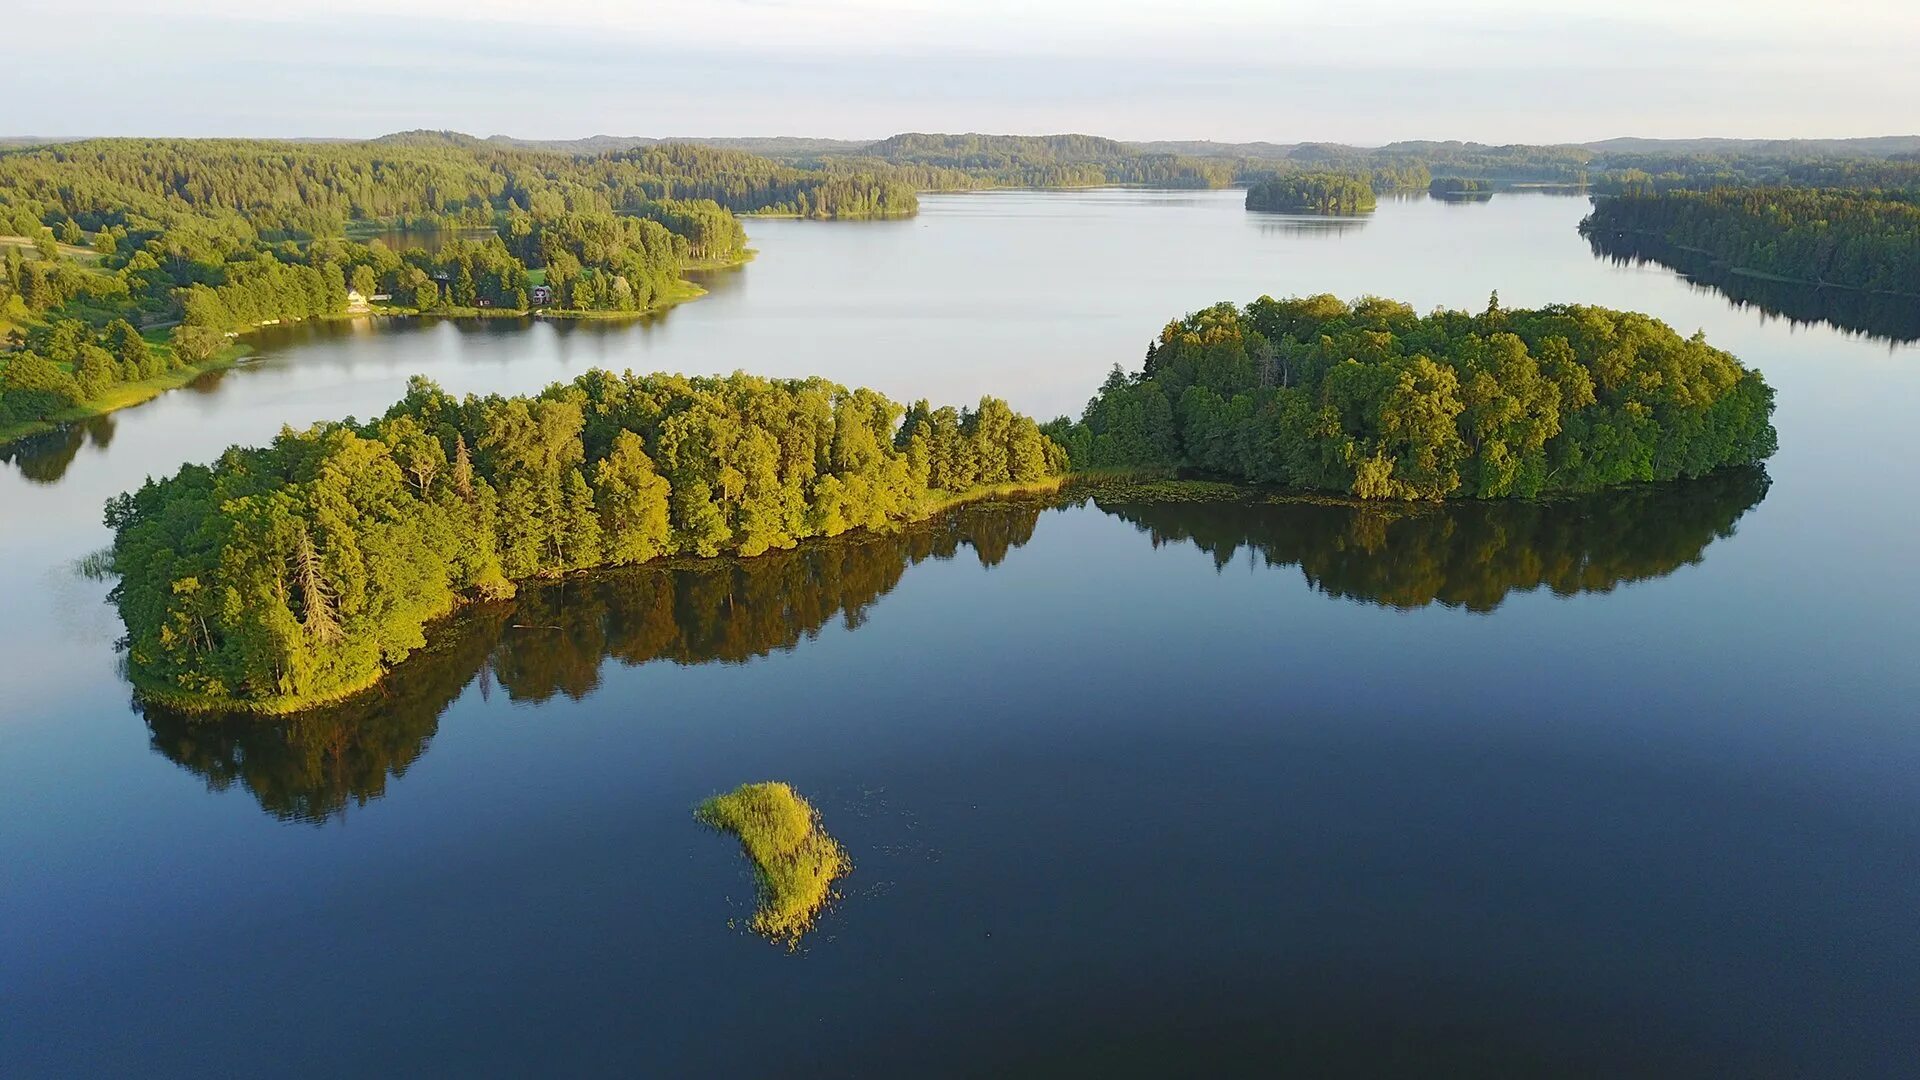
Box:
[107, 371, 1066, 713]
[1046, 294, 1777, 499]
[1581, 187, 1920, 297]
[1245, 173, 1378, 214]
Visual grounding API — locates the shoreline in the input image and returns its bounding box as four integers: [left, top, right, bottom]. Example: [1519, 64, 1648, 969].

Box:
[130, 474, 1068, 719]
[0, 255, 751, 449]
[0, 341, 255, 446]
[126, 464, 1773, 719]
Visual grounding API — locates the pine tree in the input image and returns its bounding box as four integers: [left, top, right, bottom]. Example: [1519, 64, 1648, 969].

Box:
[561, 469, 602, 569]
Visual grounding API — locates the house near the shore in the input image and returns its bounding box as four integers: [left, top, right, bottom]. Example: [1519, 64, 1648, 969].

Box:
[346, 289, 370, 314]
[530, 284, 553, 305]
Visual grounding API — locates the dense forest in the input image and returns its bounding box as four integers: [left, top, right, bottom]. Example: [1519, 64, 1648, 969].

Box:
[106, 370, 1066, 712]
[789, 135, 1583, 187]
[1245, 173, 1378, 214]
[1580, 188, 1920, 296]
[0, 134, 932, 433]
[1047, 294, 1777, 499]
[816, 133, 1238, 189]
[1590, 154, 1920, 196]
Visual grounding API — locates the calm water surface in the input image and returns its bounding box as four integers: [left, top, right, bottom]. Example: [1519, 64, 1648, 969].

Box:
[4, 191, 1918, 1076]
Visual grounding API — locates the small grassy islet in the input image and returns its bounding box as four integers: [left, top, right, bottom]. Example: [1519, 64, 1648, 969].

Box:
[695, 782, 849, 944]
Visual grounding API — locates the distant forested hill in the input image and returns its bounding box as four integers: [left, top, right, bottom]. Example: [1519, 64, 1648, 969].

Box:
[1581, 135, 1920, 158]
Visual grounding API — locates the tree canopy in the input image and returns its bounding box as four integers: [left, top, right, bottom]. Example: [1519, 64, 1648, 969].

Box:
[1245, 173, 1378, 214]
[1047, 294, 1777, 500]
[1581, 187, 1920, 296]
[0, 135, 850, 431]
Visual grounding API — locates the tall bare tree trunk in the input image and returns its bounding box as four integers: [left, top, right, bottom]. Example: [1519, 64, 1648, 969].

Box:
[292, 523, 342, 644]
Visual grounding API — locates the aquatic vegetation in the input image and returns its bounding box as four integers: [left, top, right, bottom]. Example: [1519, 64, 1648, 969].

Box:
[696, 782, 850, 944]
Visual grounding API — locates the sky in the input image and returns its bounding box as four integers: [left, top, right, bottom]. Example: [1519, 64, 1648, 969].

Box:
[6, 0, 1917, 144]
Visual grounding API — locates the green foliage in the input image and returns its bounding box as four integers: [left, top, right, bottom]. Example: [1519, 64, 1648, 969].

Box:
[1245, 173, 1378, 213]
[1059, 295, 1777, 500]
[0, 349, 82, 424]
[0, 136, 788, 428]
[1280, 140, 1593, 184]
[1589, 153, 1920, 196]
[0, 314, 221, 430]
[106, 371, 1066, 711]
[1581, 188, 1920, 295]
[0, 134, 833, 355]
[851, 132, 1237, 189]
[695, 781, 850, 944]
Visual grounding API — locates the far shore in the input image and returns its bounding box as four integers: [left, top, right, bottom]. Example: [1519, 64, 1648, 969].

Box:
[0, 253, 752, 448]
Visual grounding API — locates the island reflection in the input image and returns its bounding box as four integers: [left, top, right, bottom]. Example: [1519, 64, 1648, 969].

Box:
[1586, 231, 1920, 345]
[144, 473, 1768, 821]
[0, 414, 117, 484]
[1094, 470, 1768, 612]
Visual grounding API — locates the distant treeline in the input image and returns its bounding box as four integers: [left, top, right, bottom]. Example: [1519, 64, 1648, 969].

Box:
[1046, 294, 1777, 500]
[106, 370, 1066, 712]
[815, 136, 1590, 186]
[823, 133, 1240, 189]
[1580, 188, 1920, 296]
[1590, 154, 1920, 197]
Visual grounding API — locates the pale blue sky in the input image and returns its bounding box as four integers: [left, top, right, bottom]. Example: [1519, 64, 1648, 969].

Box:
[7, 0, 1917, 142]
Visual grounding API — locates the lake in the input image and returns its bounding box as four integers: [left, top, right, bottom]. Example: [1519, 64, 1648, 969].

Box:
[4, 190, 1918, 1076]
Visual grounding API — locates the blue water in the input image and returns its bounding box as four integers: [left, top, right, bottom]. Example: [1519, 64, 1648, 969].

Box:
[3, 190, 1917, 1075]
